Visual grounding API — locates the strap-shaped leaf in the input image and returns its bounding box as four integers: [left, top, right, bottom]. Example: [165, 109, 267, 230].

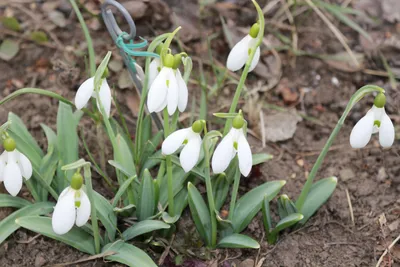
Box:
[112, 176, 136, 207]
[122, 220, 170, 241]
[93, 192, 117, 242]
[0, 202, 53, 243]
[213, 174, 230, 211]
[232, 180, 286, 232]
[187, 182, 211, 246]
[252, 153, 273, 165]
[102, 240, 157, 267]
[0, 194, 31, 208]
[137, 169, 156, 221]
[159, 167, 189, 206]
[217, 234, 259, 249]
[16, 216, 96, 255]
[271, 213, 303, 235]
[299, 177, 337, 224]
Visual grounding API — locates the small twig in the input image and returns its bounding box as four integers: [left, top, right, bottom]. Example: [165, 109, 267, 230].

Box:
[304, 0, 359, 67]
[158, 234, 175, 266]
[345, 188, 355, 226]
[259, 110, 266, 148]
[16, 233, 41, 244]
[376, 233, 400, 267]
[52, 251, 116, 266]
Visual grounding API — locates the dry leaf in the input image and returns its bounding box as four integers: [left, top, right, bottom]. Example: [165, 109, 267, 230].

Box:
[261, 110, 302, 142]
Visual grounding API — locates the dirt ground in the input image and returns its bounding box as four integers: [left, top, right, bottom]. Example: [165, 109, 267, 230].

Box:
[1, 0, 400, 266]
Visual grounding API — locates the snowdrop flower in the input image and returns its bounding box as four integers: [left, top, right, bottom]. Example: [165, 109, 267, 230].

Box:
[0, 137, 32, 196]
[52, 172, 91, 235]
[212, 114, 252, 176]
[350, 93, 394, 148]
[162, 120, 204, 172]
[226, 23, 260, 72]
[74, 74, 111, 118]
[147, 53, 188, 115]
[148, 58, 161, 87]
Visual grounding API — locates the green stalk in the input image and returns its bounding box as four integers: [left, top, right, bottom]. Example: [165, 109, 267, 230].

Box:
[69, 0, 96, 76]
[134, 34, 169, 165]
[163, 109, 175, 216]
[223, 0, 265, 135]
[228, 161, 240, 221]
[296, 85, 385, 210]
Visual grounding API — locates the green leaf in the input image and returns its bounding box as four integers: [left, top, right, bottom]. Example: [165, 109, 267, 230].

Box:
[299, 177, 337, 224]
[92, 192, 117, 242]
[213, 112, 238, 118]
[1, 17, 21, 31]
[0, 39, 19, 61]
[0, 194, 31, 208]
[122, 220, 170, 241]
[137, 169, 157, 221]
[232, 180, 286, 233]
[94, 51, 112, 91]
[112, 176, 136, 207]
[262, 195, 272, 234]
[30, 31, 48, 44]
[271, 213, 303, 235]
[57, 102, 79, 192]
[187, 182, 211, 246]
[217, 234, 259, 249]
[252, 153, 273, 165]
[0, 202, 53, 244]
[159, 168, 190, 206]
[16, 216, 96, 255]
[102, 240, 157, 267]
[114, 133, 136, 177]
[212, 174, 230, 211]
[39, 145, 58, 200]
[40, 123, 57, 148]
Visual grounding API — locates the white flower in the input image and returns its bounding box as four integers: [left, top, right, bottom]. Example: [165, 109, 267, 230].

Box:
[226, 34, 260, 72]
[134, 62, 145, 84]
[0, 149, 32, 196]
[212, 127, 252, 176]
[147, 55, 188, 115]
[350, 105, 394, 148]
[162, 127, 202, 172]
[52, 186, 91, 235]
[148, 58, 161, 87]
[75, 77, 112, 118]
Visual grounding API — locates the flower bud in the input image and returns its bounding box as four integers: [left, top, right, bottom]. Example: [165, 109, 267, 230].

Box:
[232, 114, 245, 129]
[249, 23, 260, 38]
[173, 54, 182, 69]
[373, 93, 386, 108]
[163, 54, 175, 68]
[3, 137, 16, 152]
[156, 43, 164, 55]
[192, 120, 204, 133]
[102, 67, 109, 79]
[70, 172, 83, 190]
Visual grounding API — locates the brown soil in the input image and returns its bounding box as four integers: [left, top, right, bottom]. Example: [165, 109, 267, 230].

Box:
[1, 0, 400, 266]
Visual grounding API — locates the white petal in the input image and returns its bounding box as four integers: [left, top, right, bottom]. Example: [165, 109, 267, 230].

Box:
[167, 69, 179, 115]
[180, 133, 202, 172]
[134, 62, 145, 83]
[226, 35, 252, 72]
[96, 79, 112, 118]
[379, 112, 395, 148]
[162, 128, 190, 155]
[176, 70, 188, 112]
[52, 189, 76, 235]
[147, 67, 168, 113]
[212, 131, 235, 174]
[3, 162, 22, 196]
[17, 151, 32, 180]
[148, 58, 161, 86]
[75, 77, 94, 110]
[7, 150, 18, 163]
[237, 130, 252, 177]
[0, 153, 6, 182]
[75, 190, 91, 227]
[349, 111, 374, 148]
[249, 46, 260, 72]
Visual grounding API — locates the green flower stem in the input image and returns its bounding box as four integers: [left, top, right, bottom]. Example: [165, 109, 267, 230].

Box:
[69, 0, 96, 76]
[0, 88, 97, 120]
[296, 85, 385, 211]
[134, 33, 169, 165]
[223, 0, 265, 135]
[163, 108, 175, 216]
[228, 161, 240, 221]
[203, 135, 217, 248]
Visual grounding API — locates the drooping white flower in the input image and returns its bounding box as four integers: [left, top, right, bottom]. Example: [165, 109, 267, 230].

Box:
[162, 120, 204, 172]
[212, 116, 252, 176]
[147, 54, 188, 115]
[52, 173, 91, 235]
[148, 58, 161, 86]
[350, 102, 394, 148]
[75, 77, 111, 118]
[134, 62, 145, 84]
[0, 138, 32, 196]
[226, 23, 260, 72]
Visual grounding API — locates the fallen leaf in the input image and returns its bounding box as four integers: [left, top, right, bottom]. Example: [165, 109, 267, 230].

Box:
[30, 31, 48, 44]
[261, 110, 302, 142]
[123, 1, 148, 20]
[323, 52, 364, 72]
[109, 59, 123, 72]
[0, 39, 19, 61]
[126, 91, 140, 116]
[118, 69, 134, 89]
[239, 259, 255, 267]
[1, 16, 21, 32]
[48, 10, 66, 28]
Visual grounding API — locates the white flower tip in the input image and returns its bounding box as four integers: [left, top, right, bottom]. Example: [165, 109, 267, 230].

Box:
[349, 112, 374, 149]
[75, 77, 95, 110]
